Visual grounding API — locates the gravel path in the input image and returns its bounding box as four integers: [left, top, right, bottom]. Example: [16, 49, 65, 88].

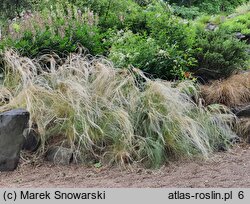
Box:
[0, 144, 250, 188]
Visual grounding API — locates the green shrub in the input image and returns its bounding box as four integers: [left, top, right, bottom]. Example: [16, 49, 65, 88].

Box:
[108, 30, 195, 80]
[234, 1, 250, 15]
[106, 6, 197, 80]
[0, 0, 33, 20]
[220, 12, 250, 35]
[120, 1, 171, 34]
[108, 31, 158, 69]
[192, 28, 249, 81]
[94, 0, 170, 33]
[146, 12, 196, 51]
[170, 5, 201, 19]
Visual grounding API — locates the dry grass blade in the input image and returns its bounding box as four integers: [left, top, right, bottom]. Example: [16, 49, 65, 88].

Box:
[201, 72, 250, 108]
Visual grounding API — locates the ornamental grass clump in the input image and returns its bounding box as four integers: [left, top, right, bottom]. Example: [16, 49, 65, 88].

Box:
[0, 50, 236, 168]
[201, 72, 250, 107]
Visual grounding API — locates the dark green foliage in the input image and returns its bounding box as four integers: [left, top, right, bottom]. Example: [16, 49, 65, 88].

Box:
[0, 4, 105, 58]
[221, 12, 250, 35]
[146, 12, 195, 50]
[93, 0, 147, 32]
[108, 30, 196, 80]
[134, 0, 154, 7]
[192, 29, 249, 81]
[0, 25, 104, 58]
[171, 5, 201, 19]
[107, 3, 197, 80]
[0, 0, 32, 19]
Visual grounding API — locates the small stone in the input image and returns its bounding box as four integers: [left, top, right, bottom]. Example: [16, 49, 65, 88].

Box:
[217, 143, 227, 152]
[229, 136, 241, 144]
[45, 146, 73, 165]
[136, 168, 143, 174]
[146, 170, 152, 174]
[235, 32, 246, 40]
[236, 106, 250, 118]
[206, 23, 218, 31]
[22, 128, 41, 152]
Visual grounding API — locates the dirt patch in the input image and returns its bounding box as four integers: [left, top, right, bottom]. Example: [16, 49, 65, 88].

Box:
[1, 144, 250, 188]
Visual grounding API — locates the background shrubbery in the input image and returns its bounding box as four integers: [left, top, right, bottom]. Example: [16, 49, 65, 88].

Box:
[0, 0, 249, 80]
[0, 2, 105, 57]
[221, 12, 250, 35]
[191, 29, 249, 81]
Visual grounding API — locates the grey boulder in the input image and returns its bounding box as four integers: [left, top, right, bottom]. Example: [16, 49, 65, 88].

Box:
[236, 105, 250, 118]
[235, 32, 246, 40]
[206, 23, 218, 31]
[0, 109, 29, 171]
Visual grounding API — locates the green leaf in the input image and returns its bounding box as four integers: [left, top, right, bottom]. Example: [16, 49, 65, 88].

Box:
[94, 162, 102, 168]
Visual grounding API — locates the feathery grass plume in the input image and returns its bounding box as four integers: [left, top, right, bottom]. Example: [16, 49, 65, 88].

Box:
[0, 49, 236, 168]
[201, 72, 250, 108]
[175, 80, 200, 103]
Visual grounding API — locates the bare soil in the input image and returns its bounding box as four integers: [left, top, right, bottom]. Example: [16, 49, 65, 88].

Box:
[1, 144, 250, 188]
